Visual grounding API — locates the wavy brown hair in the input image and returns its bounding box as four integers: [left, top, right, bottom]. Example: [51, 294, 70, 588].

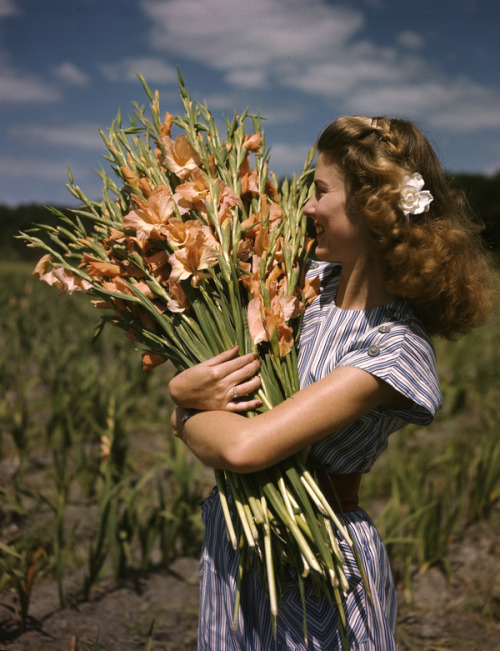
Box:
[317, 115, 496, 339]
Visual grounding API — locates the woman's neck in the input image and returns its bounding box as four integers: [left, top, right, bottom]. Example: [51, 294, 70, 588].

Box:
[335, 259, 395, 311]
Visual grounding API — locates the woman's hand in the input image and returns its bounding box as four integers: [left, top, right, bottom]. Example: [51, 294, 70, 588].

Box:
[168, 344, 262, 412]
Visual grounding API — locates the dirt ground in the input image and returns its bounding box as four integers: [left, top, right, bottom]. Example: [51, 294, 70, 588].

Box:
[1, 501, 500, 651]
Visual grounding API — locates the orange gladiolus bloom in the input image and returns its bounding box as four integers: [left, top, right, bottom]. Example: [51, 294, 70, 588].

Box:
[242, 133, 262, 153]
[121, 165, 139, 189]
[168, 230, 221, 287]
[166, 279, 190, 313]
[144, 250, 170, 283]
[240, 168, 260, 196]
[33, 254, 92, 294]
[160, 111, 175, 140]
[142, 352, 167, 371]
[246, 293, 299, 357]
[164, 218, 214, 250]
[163, 133, 201, 181]
[246, 297, 268, 345]
[240, 268, 262, 299]
[102, 276, 155, 300]
[174, 178, 210, 217]
[216, 181, 242, 225]
[122, 185, 176, 241]
[303, 274, 321, 305]
[82, 254, 122, 278]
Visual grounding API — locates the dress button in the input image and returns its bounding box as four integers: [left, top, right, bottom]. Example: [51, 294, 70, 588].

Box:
[378, 325, 391, 333]
[367, 345, 381, 357]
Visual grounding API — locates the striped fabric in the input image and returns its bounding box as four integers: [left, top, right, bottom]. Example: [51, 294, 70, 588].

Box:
[197, 260, 442, 650]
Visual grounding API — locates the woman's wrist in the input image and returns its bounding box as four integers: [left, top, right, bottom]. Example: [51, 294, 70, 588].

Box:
[181, 408, 200, 429]
[171, 406, 200, 443]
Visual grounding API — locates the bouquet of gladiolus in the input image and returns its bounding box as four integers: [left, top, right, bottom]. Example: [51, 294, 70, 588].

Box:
[21, 72, 362, 647]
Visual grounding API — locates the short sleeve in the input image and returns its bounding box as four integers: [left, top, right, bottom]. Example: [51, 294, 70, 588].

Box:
[338, 322, 442, 425]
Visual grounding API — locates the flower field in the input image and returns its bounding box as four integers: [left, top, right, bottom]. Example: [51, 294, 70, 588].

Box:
[1, 259, 499, 648]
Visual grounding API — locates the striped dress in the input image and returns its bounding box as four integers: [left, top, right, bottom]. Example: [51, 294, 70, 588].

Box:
[198, 260, 442, 650]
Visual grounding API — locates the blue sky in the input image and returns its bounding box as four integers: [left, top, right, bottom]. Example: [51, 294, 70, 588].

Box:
[1, 0, 500, 206]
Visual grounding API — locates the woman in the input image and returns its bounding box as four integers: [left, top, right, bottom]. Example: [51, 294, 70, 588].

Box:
[169, 116, 495, 649]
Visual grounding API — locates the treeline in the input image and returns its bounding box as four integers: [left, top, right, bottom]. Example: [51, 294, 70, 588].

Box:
[2, 171, 500, 261]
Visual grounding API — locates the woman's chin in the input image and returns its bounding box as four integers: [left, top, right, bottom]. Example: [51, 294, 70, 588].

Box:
[314, 246, 334, 262]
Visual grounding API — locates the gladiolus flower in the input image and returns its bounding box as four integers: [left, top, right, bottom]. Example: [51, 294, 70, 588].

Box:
[217, 181, 241, 225]
[166, 279, 190, 313]
[164, 218, 214, 249]
[102, 276, 155, 300]
[254, 224, 270, 257]
[144, 250, 170, 282]
[246, 293, 298, 357]
[247, 297, 268, 345]
[122, 185, 175, 240]
[237, 238, 255, 262]
[168, 230, 221, 287]
[121, 165, 140, 189]
[243, 133, 262, 152]
[142, 352, 167, 371]
[160, 112, 175, 139]
[33, 254, 92, 294]
[303, 274, 321, 305]
[240, 169, 260, 195]
[163, 133, 201, 181]
[240, 269, 262, 299]
[83, 254, 122, 278]
[174, 179, 210, 216]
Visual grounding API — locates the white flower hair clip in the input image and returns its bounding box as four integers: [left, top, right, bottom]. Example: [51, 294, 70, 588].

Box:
[400, 172, 434, 217]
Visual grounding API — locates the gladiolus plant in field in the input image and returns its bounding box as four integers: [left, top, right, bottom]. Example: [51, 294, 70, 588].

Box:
[21, 72, 361, 647]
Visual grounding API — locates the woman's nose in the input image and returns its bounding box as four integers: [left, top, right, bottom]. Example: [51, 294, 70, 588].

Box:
[304, 197, 315, 217]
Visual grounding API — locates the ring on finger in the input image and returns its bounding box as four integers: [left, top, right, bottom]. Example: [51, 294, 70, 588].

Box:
[232, 387, 239, 400]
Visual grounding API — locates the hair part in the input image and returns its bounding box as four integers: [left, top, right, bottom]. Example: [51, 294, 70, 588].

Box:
[316, 116, 496, 340]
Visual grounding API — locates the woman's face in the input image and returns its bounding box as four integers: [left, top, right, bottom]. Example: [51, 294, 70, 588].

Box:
[304, 153, 370, 266]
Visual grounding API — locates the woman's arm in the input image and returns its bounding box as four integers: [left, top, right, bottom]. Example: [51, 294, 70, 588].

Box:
[172, 364, 410, 473]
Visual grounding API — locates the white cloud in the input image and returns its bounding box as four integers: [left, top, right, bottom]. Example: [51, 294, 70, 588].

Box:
[0, 51, 61, 103]
[0, 0, 19, 18]
[0, 156, 75, 180]
[0, 156, 102, 205]
[52, 61, 90, 86]
[347, 79, 500, 132]
[138, 0, 500, 139]
[100, 56, 178, 84]
[201, 89, 305, 125]
[225, 69, 269, 90]
[141, 0, 363, 74]
[397, 31, 425, 50]
[267, 141, 315, 178]
[7, 123, 104, 150]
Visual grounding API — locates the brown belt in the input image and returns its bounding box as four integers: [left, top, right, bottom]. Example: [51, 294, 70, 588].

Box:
[317, 470, 362, 513]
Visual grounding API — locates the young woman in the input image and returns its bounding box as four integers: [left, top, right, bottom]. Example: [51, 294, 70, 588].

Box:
[169, 116, 495, 649]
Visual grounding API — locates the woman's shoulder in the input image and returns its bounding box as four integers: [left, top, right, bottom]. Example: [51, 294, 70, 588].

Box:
[338, 303, 442, 417]
[363, 300, 437, 367]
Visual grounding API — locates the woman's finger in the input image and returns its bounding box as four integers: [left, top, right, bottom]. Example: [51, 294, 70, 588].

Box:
[226, 396, 263, 413]
[203, 344, 240, 367]
[229, 374, 261, 401]
[225, 357, 261, 388]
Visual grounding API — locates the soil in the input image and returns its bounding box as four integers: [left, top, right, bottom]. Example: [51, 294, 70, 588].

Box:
[1, 502, 500, 651]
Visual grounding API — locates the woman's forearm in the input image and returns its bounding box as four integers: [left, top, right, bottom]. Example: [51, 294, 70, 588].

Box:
[173, 408, 258, 471]
[173, 365, 406, 473]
